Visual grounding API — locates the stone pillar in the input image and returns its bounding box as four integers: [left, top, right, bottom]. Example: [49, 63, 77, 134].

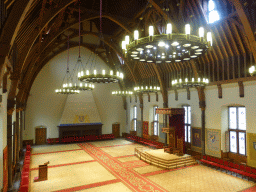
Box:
[7, 99, 15, 188]
[139, 94, 143, 138]
[197, 87, 206, 156]
[16, 110, 20, 164]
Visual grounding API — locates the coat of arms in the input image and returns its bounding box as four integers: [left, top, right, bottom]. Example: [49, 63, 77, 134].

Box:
[79, 116, 85, 122]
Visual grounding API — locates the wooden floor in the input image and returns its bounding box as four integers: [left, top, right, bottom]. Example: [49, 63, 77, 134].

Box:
[28, 139, 255, 192]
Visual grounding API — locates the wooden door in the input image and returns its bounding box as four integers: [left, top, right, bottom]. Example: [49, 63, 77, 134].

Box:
[112, 124, 120, 138]
[35, 128, 47, 145]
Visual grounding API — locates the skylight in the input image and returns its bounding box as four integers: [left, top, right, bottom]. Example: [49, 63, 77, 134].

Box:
[208, 0, 220, 24]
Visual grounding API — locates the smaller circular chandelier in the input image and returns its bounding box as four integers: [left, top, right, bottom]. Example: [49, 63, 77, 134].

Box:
[55, 89, 80, 94]
[249, 65, 256, 76]
[112, 90, 133, 96]
[172, 77, 209, 88]
[122, 24, 212, 64]
[134, 85, 160, 94]
[78, 69, 124, 83]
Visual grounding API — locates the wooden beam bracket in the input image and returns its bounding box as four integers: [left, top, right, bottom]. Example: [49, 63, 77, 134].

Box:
[217, 83, 222, 99]
[238, 81, 244, 98]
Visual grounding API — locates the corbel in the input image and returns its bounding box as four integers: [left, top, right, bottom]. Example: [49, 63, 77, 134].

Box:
[217, 83, 222, 99]
[175, 89, 178, 101]
[147, 92, 150, 102]
[238, 81, 244, 98]
[186, 87, 190, 100]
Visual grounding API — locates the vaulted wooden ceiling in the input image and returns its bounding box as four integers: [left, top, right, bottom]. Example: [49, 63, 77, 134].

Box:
[1, 0, 256, 105]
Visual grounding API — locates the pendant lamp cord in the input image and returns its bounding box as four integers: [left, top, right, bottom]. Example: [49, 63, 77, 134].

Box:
[79, 4, 81, 57]
[67, 35, 69, 72]
[100, 0, 102, 34]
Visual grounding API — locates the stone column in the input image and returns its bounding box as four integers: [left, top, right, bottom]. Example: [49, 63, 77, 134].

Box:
[7, 99, 15, 188]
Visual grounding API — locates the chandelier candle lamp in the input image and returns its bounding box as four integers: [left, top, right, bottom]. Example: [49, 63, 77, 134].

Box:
[112, 90, 133, 96]
[249, 65, 256, 76]
[122, 24, 212, 64]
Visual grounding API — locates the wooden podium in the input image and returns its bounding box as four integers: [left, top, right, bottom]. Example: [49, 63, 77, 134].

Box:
[34, 161, 49, 182]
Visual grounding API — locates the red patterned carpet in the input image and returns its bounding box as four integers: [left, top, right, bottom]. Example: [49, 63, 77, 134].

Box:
[78, 143, 169, 192]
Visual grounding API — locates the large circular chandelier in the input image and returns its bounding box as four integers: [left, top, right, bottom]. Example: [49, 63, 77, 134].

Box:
[122, 24, 212, 64]
[249, 65, 256, 76]
[78, 69, 124, 83]
[172, 76, 209, 88]
[112, 90, 133, 96]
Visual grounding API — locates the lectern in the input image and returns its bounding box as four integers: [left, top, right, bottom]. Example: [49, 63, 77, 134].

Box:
[34, 161, 50, 182]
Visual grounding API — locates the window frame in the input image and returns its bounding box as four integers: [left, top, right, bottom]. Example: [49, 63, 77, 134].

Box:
[183, 105, 191, 143]
[153, 106, 159, 136]
[133, 106, 137, 131]
[228, 106, 246, 156]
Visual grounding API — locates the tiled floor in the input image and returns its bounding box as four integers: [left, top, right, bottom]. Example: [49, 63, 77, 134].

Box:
[27, 139, 255, 192]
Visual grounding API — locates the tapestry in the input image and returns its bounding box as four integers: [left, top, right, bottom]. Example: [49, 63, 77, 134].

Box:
[192, 127, 201, 148]
[206, 128, 221, 157]
[3, 146, 8, 192]
[142, 121, 149, 136]
[248, 133, 256, 162]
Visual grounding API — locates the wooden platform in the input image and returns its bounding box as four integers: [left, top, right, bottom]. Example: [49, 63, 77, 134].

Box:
[135, 148, 197, 169]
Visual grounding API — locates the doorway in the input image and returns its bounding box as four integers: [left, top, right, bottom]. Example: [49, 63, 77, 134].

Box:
[112, 123, 120, 138]
[35, 128, 47, 145]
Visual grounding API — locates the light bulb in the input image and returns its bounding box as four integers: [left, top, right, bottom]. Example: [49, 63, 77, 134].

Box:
[192, 78, 195, 82]
[78, 72, 81, 77]
[167, 23, 172, 34]
[185, 78, 188, 82]
[102, 70, 105, 75]
[198, 78, 201, 82]
[185, 24, 190, 35]
[120, 73, 124, 79]
[81, 71, 84, 76]
[94, 70, 97, 75]
[86, 70, 89, 75]
[149, 26, 154, 36]
[80, 83, 82, 87]
[122, 41, 126, 50]
[134, 30, 139, 40]
[110, 70, 113, 75]
[179, 79, 182, 83]
[92, 85, 95, 88]
[125, 35, 129, 44]
[117, 71, 120, 76]
[207, 32, 212, 46]
[199, 27, 204, 38]
[158, 41, 165, 47]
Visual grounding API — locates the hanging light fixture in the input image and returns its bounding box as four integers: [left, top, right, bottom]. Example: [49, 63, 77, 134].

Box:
[112, 90, 134, 96]
[249, 65, 256, 76]
[122, 23, 212, 64]
[133, 85, 161, 94]
[55, 36, 80, 94]
[171, 76, 209, 88]
[78, 0, 123, 83]
[62, 4, 94, 91]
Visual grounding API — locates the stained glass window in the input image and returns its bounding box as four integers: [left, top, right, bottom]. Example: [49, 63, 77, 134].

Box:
[183, 106, 191, 143]
[153, 106, 159, 135]
[238, 107, 246, 130]
[230, 131, 237, 153]
[229, 107, 237, 129]
[133, 106, 137, 131]
[228, 106, 246, 155]
[188, 126, 191, 143]
[239, 132, 246, 155]
[188, 106, 191, 124]
[185, 126, 187, 142]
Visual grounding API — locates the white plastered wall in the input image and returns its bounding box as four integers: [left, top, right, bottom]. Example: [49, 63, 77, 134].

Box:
[25, 46, 126, 141]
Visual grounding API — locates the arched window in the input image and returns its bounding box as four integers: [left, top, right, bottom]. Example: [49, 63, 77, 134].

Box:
[208, 0, 220, 24]
[183, 105, 191, 143]
[133, 106, 137, 131]
[228, 106, 246, 155]
[153, 106, 159, 135]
